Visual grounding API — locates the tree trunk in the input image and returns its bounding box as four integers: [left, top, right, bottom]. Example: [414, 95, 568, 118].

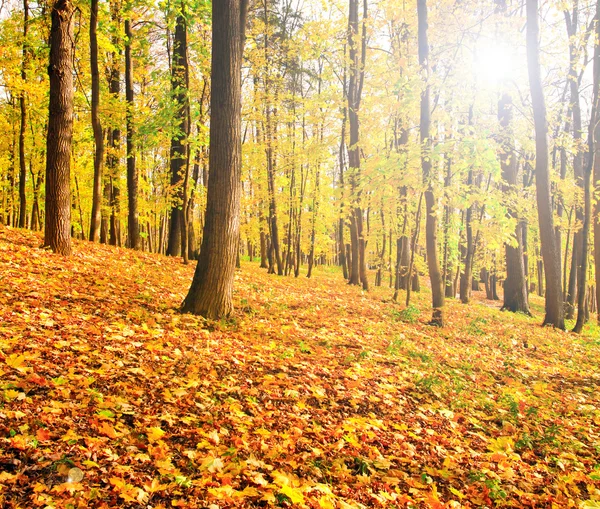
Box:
[526, 0, 564, 328]
[574, 0, 599, 332]
[167, 7, 190, 257]
[406, 193, 423, 307]
[418, 0, 444, 325]
[564, 5, 584, 319]
[346, 0, 368, 291]
[89, 0, 103, 242]
[103, 0, 121, 247]
[18, 0, 29, 229]
[595, 9, 600, 326]
[460, 171, 474, 304]
[339, 98, 349, 280]
[44, 0, 74, 256]
[181, 0, 248, 318]
[263, 0, 283, 276]
[306, 162, 320, 278]
[499, 94, 530, 314]
[124, 19, 140, 250]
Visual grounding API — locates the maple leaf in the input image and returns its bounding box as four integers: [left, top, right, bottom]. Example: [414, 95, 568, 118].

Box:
[98, 421, 118, 439]
[200, 455, 224, 473]
[109, 477, 148, 503]
[36, 428, 51, 441]
[146, 426, 165, 443]
[5, 353, 26, 369]
[280, 484, 305, 505]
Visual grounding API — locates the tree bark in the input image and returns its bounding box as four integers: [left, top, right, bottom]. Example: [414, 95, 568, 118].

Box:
[564, 6, 584, 319]
[262, 0, 283, 275]
[167, 6, 190, 257]
[499, 94, 530, 314]
[89, 0, 103, 242]
[181, 0, 248, 318]
[44, 0, 74, 256]
[347, 0, 368, 291]
[526, 0, 564, 328]
[594, 4, 600, 325]
[125, 18, 140, 250]
[418, 0, 444, 325]
[18, 0, 29, 229]
[103, 0, 121, 246]
[338, 91, 349, 280]
[574, 0, 599, 332]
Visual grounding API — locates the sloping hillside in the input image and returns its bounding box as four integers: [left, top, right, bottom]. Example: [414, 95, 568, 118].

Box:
[0, 226, 599, 508]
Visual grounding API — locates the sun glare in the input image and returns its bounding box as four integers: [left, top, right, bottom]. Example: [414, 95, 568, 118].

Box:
[473, 40, 520, 87]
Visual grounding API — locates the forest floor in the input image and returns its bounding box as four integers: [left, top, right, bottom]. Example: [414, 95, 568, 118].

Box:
[1, 225, 600, 509]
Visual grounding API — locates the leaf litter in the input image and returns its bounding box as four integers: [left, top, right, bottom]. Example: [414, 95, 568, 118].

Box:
[0, 226, 599, 508]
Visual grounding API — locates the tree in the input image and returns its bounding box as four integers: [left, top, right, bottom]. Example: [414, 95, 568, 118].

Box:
[44, 0, 74, 256]
[125, 17, 140, 250]
[499, 94, 530, 314]
[418, 0, 444, 326]
[167, 3, 190, 257]
[102, 0, 122, 246]
[575, 0, 599, 333]
[18, 0, 28, 229]
[564, 3, 584, 319]
[526, 0, 564, 328]
[181, 0, 249, 318]
[89, 0, 103, 242]
[346, 0, 368, 290]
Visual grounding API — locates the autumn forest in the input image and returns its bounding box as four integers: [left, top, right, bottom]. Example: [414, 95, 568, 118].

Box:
[1, 0, 600, 507]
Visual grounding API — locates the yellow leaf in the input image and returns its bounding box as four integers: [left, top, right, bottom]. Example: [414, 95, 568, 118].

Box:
[61, 429, 81, 442]
[146, 427, 165, 443]
[200, 455, 224, 473]
[533, 382, 548, 396]
[280, 484, 304, 504]
[239, 486, 260, 497]
[319, 496, 336, 509]
[5, 353, 25, 369]
[261, 490, 277, 502]
[4, 389, 20, 401]
[272, 470, 300, 487]
[449, 486, 465, 499]
[208, 485, 235, 498]
[487, 436, 514, 453]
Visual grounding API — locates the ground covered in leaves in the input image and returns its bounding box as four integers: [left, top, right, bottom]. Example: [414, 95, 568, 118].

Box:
[1, 226, 600, 509]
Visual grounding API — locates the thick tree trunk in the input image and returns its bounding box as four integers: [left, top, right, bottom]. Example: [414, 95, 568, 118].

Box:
[418, 0, 444, 325]
[167, 8, 190, 257]
[18, 0, 29, 229]
[89, 0, 103, 242]
[499, 94, 530, 314]
[182, 0, 248, 318]
[125, 19, 140, 250]
[526, 0, 564, 328]
[44, 0, 74, 256]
